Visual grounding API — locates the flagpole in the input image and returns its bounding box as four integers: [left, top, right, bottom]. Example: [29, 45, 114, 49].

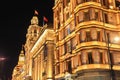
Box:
[43, 16, 44, 26]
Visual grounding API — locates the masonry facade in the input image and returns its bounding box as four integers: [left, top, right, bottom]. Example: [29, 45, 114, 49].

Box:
[53, 0, 120, 80]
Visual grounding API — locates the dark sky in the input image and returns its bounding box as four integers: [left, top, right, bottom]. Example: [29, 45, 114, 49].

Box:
[0, 0, 54, 79]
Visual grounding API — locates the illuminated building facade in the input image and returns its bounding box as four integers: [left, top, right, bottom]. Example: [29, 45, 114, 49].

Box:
[24, 15, 54, 80]
[53, 0, 120, 80]
[12, 46, 25, 80]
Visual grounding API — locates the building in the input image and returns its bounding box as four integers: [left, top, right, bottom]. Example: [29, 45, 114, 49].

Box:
[12, 46, 25, 80]
[24, 14, 54, 80]
[53, 0, 120, 80]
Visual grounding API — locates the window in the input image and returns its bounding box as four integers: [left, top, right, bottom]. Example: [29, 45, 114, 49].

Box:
[116, 0, 120, 8]
[101, 0, 109, 8]
[95, 10, 99, 21]
[34, 30, 37, 37]
[99, 52, 103, 63]
[81, 52, 88, 64]
[112, 52, 120, 65]
[84, 10, 90, 21]
[91, 29, 97, 41]
[55, 64, 60, 75]
[75, 13, 79, 25]
[93, 50, 103, 64]
[66, 12, 70, 20]
[71, 37, 77, 50]
[88, 52, 93, 64]
[79, 11, 84, 22]
[80, 30, 86, 42]
[61, 45, 65, 55]
[58, 22, 60, 29]
[104, 13, 108, 23]
[67, 60, 72, 73]
[59, 31, 61, 40]
[65, 24, 71, 37]
[59, 29, 65, 40]
[86, 31, 91, 41]
[44, 44, 47, 59]
[97, 31, 100, 41]
[65, 41, 72, 53]
[70, 21, 75, 32]
[32, 59, 35, 68]
[56, 48, 59, 60]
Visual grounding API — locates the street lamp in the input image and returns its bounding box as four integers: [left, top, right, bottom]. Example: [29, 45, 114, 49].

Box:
[0, 57, 6, 80]
[0, 57, 5, 61]
[106, 33, 120, 80]
[106, 33, 114, 80]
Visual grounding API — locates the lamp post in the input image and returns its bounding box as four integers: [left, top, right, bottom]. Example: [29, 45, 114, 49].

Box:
[106, 33, 114, 80]
[0, 57, 6, 80]
[106, 33, 120, 80]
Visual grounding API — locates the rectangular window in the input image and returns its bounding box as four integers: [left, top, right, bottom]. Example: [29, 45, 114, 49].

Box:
[86, 31, 91, 41]
[61, 45, 65, 55]
[81, 52, 88, 64]
[70, 21, 75, 32]
[44, 44, 47, 59]
[80, 30, 86, 42]
[95, 11, 99, 21]
[65, 24, 71, 37]
[75, 13, 79, 25]
[88, 52, 93, 64]
[65, 41, 72, 53]
[56, 64, 60, 74]
[104, 13, 108, 23]
[56, 48, 59, 60]
[84, 10, 90, 21]
[79, 11, 84, 22]
[68, 41, 72, 53]
[101, 0, 108, 8]
[100, 52, 103, 64]
[97, 31, 100, 41]
[116, 1, 120, 8]
[71, 37, 77, 50]
[58, 22, 60, 29]
[67, 60, 72, 73]
[66, 12, 70, 20]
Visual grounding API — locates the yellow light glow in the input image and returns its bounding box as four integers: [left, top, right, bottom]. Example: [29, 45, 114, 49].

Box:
[114, 36, 120, 42]
[109, 6, 113, 9]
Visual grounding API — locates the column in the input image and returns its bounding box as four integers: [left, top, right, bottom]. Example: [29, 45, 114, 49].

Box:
[46, 40, 54, 80]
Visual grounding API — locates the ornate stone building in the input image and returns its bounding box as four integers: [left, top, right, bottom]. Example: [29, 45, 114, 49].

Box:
[53, 0, 120, 80]
[24, 14, 54, 80]
[12, 46, 25, 80]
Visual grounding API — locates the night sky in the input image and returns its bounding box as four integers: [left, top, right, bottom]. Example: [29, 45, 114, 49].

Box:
[0, 0, 54, 79]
